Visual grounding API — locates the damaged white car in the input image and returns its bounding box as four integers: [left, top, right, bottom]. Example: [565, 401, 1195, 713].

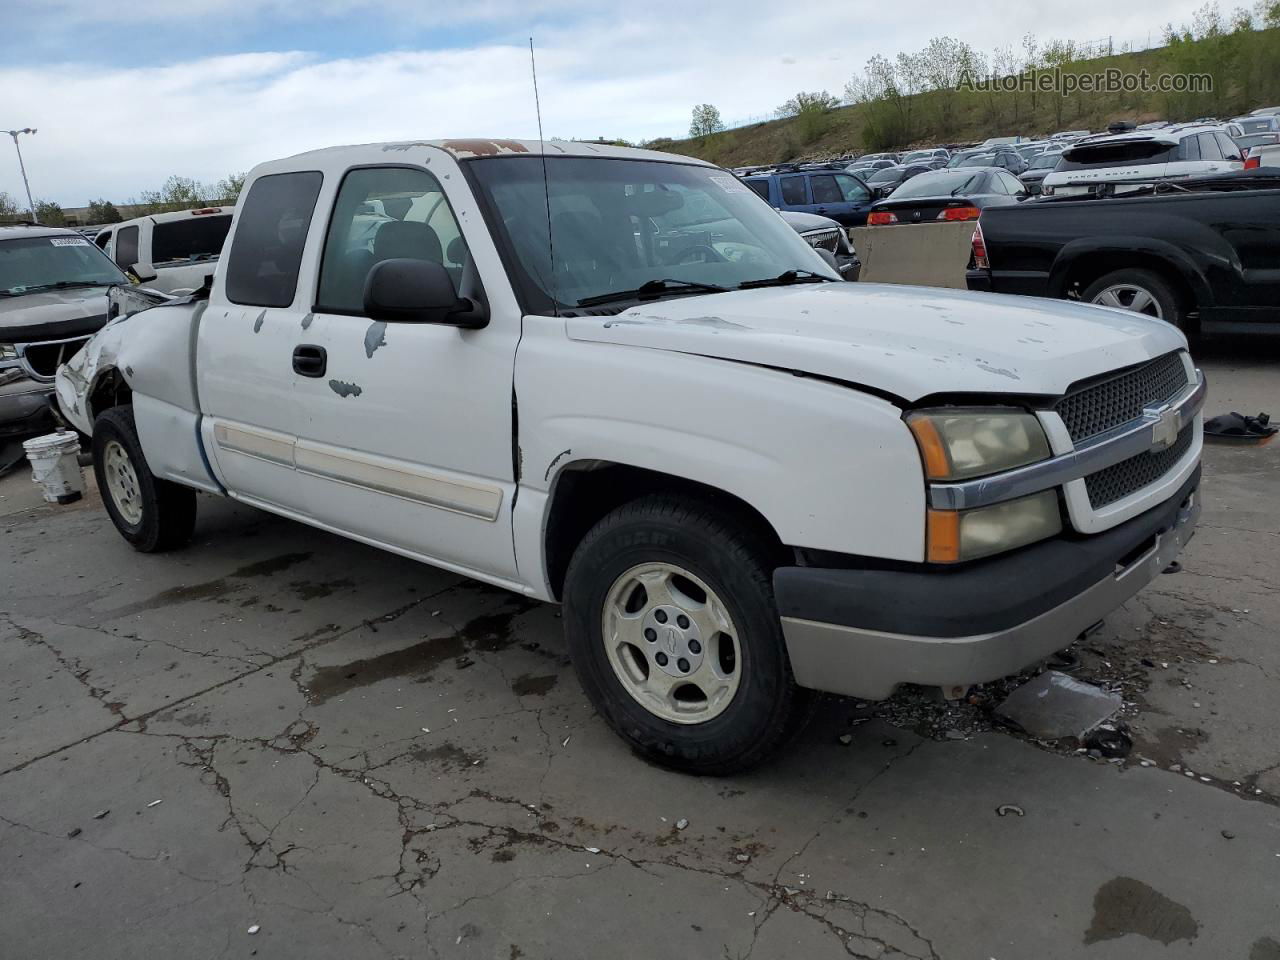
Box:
[57, 139, 1204, 773]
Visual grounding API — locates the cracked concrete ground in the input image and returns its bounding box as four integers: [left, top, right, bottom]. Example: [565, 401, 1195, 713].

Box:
[2, 343, 1279, 960]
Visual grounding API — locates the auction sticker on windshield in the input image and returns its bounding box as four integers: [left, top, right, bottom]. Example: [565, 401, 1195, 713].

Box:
[49, 237, 89, 246]
[710, 175, 749, 193]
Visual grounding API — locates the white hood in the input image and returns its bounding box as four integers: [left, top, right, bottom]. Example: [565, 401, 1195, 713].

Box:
[564, 283, 1186, 402]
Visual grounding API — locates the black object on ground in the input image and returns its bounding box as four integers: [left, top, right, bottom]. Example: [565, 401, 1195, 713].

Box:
[1204, 411, 1276, 444]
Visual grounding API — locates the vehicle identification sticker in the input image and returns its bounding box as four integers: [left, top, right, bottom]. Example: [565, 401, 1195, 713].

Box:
[710, 175, 749, 194]
[49, 237, 90, 246]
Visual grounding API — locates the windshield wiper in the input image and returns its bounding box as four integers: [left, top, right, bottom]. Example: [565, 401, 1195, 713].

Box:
[22, 280, 111, 293]
[737, 269, 833, 290]
[575, 278, 729, 308]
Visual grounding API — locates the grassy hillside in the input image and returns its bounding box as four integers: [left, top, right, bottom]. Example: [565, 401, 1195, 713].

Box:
[659, 25, 1280, 166]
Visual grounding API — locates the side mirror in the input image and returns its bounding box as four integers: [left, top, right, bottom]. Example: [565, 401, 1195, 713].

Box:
[129, 262, 157, 283]
[363, 258, 488, 328]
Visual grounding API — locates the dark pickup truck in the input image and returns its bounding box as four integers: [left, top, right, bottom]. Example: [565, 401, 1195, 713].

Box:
[966, 171, 1280, 336]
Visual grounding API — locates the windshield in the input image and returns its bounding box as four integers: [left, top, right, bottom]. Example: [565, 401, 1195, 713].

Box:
[1237, 133, 1280, 149]
[1237, 118, 1277, 134]
[1028, 153, 1062, 170]
[0, 235, 128, 296]
[1059, 140, 1176, 169]
[889, 171, 983, 199]
[467, 156, 838, 314]
[958, 155, 996, 167]
[866, 167, 902, 184]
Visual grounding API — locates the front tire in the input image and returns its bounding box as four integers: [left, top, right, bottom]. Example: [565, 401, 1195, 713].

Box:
[563, 495, 811, 775]
[92, 406, 196, 552]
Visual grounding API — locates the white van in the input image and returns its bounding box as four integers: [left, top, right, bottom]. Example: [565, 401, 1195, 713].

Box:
[94, 207, 233, 295]
[1041, 127, 1243, 197]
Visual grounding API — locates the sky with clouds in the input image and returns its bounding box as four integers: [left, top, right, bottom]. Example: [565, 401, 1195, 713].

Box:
[5, 0, 1206, 205]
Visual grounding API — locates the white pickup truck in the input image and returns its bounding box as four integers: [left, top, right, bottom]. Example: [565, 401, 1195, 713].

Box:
[94, 207, 233, 295]
[56, 139, 1205, 773]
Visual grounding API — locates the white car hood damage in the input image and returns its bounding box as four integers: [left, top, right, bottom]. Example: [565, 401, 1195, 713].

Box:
[565, 283, 1186, 402]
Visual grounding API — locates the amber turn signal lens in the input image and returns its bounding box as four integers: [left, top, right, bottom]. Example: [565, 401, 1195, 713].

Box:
[907, 416, 952, 480]
[926, 509, 961, 563]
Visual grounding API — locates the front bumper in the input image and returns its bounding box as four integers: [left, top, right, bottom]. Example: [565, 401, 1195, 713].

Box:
[0, 370, 55, 438]
[837, 254, 862, 282]
[775, 469, 1200, 700]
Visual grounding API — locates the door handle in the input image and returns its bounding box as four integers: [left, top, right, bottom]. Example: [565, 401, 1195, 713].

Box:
[293, 344, 327, 378]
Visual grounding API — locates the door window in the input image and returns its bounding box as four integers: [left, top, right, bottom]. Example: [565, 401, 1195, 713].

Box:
[114, 226, 139, 269]
[1197, 133, 1224, 160]
[809, 175, 842, 204]
[744, 179, 771, 201]
[1216, 133, 1242, 161]
[833, 174, 871, 202]
[1179, 136, 1201, 161]
[779, 176, 808, 205]
[316, 166, 470, 316]
[225, 171, 323, 307]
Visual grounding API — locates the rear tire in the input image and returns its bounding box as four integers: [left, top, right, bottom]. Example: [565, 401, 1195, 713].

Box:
[92, 406, 196, 553]
[1082, 268, 1191, 334]
[563, 495, 812, 775]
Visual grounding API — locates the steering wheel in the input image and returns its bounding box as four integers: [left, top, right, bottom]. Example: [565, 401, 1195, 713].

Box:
[665, 243, 726, 265]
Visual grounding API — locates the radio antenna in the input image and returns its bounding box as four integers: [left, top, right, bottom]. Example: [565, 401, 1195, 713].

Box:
[529, 37, 557, 316]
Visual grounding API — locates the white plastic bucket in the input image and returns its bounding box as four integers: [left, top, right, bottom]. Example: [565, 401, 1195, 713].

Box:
[23, 430, 84, 504]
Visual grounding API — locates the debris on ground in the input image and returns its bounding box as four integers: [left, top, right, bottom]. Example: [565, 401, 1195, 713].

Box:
[1221, 830, 1236, 839]
[1084, 723, 1133, 759]
[1204, 410, 1276, 444]
[67, 827, 81, 838]
[146, 799, 164, 808]
[837, 733, 854, 746]
[995, 671, 1122, 740]
[996, 804, 1025, 818]
[92, 810, 109, 820]
[736, 854, 751, 863]
[247, 925, 260, 935]
[675, 818, 689, 831]
[584, 846, 601, 854]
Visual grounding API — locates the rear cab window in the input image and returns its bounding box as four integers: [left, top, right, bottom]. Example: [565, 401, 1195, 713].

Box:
[225, 171, 323, 307]
[152, 214, 232, 265]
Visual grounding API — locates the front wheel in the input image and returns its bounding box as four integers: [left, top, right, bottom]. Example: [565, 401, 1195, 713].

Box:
[563, 495, 811, 775]
[92, 406, 197, 552]
[1082, 268, 1190, 332]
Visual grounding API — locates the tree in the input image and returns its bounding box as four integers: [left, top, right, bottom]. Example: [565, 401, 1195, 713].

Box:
[688, 104, 725, 138]
[86, 198, 123, 224]
[0, 191, 19, 218]
[775, 90, 839, 118]
[215, 172, 246, 201]
[34, 199, 65, 226]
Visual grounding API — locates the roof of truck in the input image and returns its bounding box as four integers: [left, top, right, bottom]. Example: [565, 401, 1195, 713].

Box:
[0, 224, 83, 241]
[282, 139, 714, 165]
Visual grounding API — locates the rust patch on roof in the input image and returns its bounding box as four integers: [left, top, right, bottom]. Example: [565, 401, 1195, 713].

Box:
[440, 139, 531, 158]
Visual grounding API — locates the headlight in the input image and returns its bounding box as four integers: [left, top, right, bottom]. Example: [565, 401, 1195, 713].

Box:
[927, 491, 1062, 563]
[907, 410, 1051, 480]
[0, 344, 17, 361]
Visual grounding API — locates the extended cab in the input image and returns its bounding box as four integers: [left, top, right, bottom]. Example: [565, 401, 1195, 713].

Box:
[57, 140, 1204, 773]
[1, 224, 129, 438]
[94, 207, 233, 295]
[967, 170, 1280, 336]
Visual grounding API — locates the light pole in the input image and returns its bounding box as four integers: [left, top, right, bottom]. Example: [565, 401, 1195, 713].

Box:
[5, 128, 37, 220]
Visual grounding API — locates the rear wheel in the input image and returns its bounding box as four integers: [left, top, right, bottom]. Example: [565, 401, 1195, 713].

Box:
[1082, 268, 1189, 332]
[563, 495, 811, 775]
[92, 406, 196, 552]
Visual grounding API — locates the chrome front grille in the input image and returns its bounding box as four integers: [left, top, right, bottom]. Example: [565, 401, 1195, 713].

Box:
[801, 229, 841, 253]
[1085, 423, 1195, 509]
[1056, 352, 1189, 444]
[21, 336, 90, 380]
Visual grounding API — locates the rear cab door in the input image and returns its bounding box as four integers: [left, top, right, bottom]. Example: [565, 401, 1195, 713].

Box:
[776, 174, 811, 214]
[196, 167, 326, 515]
[808, 173, 874, 225]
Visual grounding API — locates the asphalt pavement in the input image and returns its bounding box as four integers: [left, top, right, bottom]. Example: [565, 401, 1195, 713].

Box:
[1, 339, 1277, 960]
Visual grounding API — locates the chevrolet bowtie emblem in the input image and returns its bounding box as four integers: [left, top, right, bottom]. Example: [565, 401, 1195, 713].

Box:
[1146, 404, 1181, 450]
